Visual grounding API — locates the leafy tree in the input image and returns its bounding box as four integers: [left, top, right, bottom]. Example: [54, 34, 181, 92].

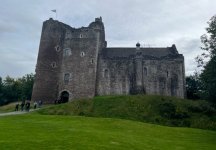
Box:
[0, 74, 34, 106]
[200, 57, 216, 102]
[18, 73, 34, 100]
[186, 74, 202, 100]
[197, 15, 216, 103]
[1, 76, 21, 104]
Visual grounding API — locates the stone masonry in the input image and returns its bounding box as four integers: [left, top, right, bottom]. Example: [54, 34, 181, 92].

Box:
[31, 17, 185, 103]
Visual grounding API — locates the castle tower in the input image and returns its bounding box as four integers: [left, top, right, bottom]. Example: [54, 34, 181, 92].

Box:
[31, 18, 63, 103]
[32, 17, 106, 103]
[32, 17, 185, 103]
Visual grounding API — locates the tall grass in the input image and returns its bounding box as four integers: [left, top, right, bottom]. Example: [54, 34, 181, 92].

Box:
[36, 95, 216, 130]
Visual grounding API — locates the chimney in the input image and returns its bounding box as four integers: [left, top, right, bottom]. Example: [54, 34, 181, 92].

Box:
[136, 42, 141, 50]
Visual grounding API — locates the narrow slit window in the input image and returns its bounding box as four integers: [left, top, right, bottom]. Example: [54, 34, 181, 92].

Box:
[91, 59, 94, 64]
[144, 67, 147, 76]
[104, 69, 109, 78]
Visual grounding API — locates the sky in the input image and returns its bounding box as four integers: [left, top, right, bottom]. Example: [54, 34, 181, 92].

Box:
[0, 0, 215, 78]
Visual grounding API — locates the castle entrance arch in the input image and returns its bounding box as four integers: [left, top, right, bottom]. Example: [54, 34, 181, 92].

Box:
[60, 91, 69, 103]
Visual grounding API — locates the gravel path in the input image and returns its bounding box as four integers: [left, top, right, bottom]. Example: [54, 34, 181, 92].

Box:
[0, 109, 35, 117]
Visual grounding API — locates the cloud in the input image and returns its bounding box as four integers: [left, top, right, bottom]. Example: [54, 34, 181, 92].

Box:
[0, 0, 216, 78]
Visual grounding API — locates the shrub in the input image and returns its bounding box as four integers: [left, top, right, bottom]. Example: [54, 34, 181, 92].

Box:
[159, 102, 176, 118]
[188, 101, 216, 116]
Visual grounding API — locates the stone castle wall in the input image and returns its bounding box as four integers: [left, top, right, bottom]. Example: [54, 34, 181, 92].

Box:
[32, 17, 185, 103]
[96, 50, 185, 98]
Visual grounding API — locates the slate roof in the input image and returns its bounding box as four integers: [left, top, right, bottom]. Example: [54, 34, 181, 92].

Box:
[101, 45, 181, 59]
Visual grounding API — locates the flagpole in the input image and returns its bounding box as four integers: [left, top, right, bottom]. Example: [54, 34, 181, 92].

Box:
[51, 9, 57, 20]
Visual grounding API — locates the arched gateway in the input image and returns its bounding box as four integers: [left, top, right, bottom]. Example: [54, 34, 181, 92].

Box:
[60, 91, 69, 103]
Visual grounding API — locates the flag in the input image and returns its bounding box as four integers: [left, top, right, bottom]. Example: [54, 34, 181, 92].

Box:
[51, 9, 56, 13]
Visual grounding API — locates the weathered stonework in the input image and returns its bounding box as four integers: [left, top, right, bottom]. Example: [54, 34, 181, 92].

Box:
[32, 17, 186, 103]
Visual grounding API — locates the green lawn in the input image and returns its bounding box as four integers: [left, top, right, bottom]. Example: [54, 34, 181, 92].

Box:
[0, 114, 216, 150]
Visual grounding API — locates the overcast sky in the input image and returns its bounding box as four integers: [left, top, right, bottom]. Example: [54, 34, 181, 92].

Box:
[0, 0, 215, 78]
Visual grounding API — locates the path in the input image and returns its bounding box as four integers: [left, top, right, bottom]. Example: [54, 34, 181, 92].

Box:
[0, 109, 36, 117]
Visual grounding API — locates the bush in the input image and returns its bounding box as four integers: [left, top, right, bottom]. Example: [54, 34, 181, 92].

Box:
[188, 101, 216, 116]
[159, 102, 176, 118]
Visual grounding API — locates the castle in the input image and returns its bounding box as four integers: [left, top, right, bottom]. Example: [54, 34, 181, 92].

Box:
[32, 17, 185, 103]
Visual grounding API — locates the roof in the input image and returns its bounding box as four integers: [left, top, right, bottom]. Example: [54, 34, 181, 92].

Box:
[101, 46, 180, 59]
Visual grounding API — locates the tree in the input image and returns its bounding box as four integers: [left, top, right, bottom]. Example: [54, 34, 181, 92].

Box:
[186, 74, 202, 100]
[198, 15, 216, 103]
[0, 74, 35, 106]
[0, 77, 3, 101]
[18, 73, 34, 100]
[200, 57, 216, 102]
[1, 76, 21, 104]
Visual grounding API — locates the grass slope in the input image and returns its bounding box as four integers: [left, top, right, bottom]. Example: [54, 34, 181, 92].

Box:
[0, 114, 216, 150]
[37, 95, 216, 130]
[0, 102, 18, 113]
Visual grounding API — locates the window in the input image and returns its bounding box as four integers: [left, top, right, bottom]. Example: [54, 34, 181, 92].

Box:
[51, 62, 57, 68]
[55, 45, 61, 52]
[63, 48, 72, 57]
[104, 69, 109, 78]
[167, 71, 169, 77]
[80, 52, 85, 57]
[64, 73, 70, 84]
[144, 67, 147, 76]
[91, 59, 94, 64]
[80, 34, 83, 38]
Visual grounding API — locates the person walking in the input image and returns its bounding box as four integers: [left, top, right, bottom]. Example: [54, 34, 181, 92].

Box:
[25, 100, 30, 112]
[15, 103, 19, 111]
[20, 101, 25, 111]
[33, 101, 37, 109]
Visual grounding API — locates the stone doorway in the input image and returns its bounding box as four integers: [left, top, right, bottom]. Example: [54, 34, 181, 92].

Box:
[60, 91, 69, 103]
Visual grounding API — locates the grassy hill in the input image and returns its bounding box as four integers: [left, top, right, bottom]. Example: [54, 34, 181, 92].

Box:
[0, 102, 23, 113]
[0, 114, 216, 150]
[36, 95, 216, 130]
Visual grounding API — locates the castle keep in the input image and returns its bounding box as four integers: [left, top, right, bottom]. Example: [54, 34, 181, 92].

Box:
[32, 17, 185, 103]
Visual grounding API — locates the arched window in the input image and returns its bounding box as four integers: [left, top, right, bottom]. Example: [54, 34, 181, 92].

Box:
[80, 52, 85, 57]
[60, 91, 69, 103]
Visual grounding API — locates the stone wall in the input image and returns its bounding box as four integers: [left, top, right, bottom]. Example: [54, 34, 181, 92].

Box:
[32, 18, 64, 103]
[96, 51, 185, 98]
[32, 17, 185, 104]
[57, 20, 106, 100]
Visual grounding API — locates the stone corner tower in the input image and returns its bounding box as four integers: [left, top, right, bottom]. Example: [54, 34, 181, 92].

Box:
[32, 17, 106, 103]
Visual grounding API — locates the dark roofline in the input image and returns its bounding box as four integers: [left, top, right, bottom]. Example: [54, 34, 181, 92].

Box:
[105, 47, 172, 49]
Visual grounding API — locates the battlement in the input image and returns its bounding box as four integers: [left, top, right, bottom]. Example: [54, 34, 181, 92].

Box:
[44, 17, 104, 31]
[95, 16, 102, 22]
